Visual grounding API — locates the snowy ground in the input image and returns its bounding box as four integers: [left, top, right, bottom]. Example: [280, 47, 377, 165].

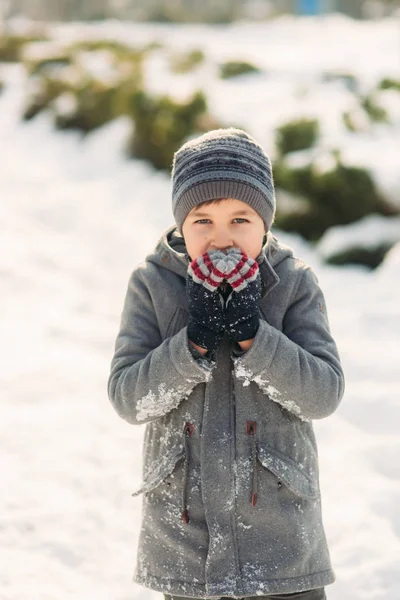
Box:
[1, 15, 400, 600]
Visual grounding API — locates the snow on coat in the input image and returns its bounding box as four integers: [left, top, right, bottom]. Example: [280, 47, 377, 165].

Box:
[107, 225, 345, 598]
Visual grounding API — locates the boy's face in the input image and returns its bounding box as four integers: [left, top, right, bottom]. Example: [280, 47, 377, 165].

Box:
[181, 198, 266, 261]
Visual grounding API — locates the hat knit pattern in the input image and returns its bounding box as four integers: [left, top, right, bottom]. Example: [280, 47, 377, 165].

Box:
[171, 127, 276, 233]
[188, 248, 259, 293]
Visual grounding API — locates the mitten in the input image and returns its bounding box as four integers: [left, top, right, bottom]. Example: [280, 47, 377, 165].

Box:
[220, 249, 262, 343]
[186, 250, 226, 351]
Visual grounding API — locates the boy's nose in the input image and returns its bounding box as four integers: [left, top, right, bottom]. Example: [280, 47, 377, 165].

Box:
[210, 234, 234, 253]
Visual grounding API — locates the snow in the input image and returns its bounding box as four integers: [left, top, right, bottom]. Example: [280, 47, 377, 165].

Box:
[233, 361, 309, 422]
[316, 214, 400, 260]
[136, 379, 211, 423]
[75, 49, 122, 85]
[1, 14, 400, 600]
[21, 40, 68, 62]
[53, 91, 78, 117]
[375, 241, 400, 280]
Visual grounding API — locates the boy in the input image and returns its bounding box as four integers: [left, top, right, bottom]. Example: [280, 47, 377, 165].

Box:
[107, 128, 345, 600]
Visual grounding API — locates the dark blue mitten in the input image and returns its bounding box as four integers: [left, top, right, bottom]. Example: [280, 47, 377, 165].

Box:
[223, 251, 262, 343]
[186, 251, 226, 351]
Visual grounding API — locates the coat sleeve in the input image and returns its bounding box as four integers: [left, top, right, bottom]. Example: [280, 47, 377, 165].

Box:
[107, 267, 216, 425]
[232, 266, 345, 420]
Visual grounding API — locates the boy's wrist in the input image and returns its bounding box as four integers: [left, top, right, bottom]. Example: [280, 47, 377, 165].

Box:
[237, 338, 255, 351]
[190, 337, 255, 353]
[189, 340, 209, 356]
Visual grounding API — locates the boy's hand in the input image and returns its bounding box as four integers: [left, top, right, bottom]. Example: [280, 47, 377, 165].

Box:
[186, 251, 226, 352]
[221, 250, 261, 343]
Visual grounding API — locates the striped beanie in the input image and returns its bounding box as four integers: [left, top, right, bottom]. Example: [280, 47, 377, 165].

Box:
[171, 127, 275, 234]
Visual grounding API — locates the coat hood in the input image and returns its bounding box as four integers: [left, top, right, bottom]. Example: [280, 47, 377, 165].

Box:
[145, 224, 296, 299]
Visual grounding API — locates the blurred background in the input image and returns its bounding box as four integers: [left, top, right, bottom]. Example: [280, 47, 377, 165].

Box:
[1, 1, 400, 599]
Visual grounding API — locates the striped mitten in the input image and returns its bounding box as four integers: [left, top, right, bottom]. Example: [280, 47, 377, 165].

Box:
[187, 248, 261, 346]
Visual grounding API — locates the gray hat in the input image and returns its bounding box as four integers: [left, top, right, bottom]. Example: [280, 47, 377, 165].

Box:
[171, 127, 276, 234]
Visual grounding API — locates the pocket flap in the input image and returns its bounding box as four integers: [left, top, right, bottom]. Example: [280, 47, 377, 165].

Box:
[257, 444, 319, 500]
[131, 443, 185, 497]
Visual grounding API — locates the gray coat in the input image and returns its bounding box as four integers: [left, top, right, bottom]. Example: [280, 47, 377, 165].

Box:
[107, 225, 345, 599]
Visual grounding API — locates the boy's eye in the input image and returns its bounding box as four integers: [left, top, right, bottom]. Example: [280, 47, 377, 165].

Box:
[194, 218, 249, 224]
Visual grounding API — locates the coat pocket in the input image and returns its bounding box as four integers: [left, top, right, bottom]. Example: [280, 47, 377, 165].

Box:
[256, 443, 319, 500]
[131, 443, 185, 497]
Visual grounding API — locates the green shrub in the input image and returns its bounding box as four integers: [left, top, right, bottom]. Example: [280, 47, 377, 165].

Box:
[147, 5, 183, 22]
[342, 111, 358, 132]
[22, 93, 49, 121]
[360, 94, 389, 123]
[378, 77, 400, 92]
[219, 60, 262, 79]
[125, 89, 211, 170]
[144, 41, 164, 52]
[0, 34, 48, 62]
[22, 75, 71, 120]
[275, 118, 320, 156]
[51, 92, 78, 129]
[22, 39, 145, 131]
[147, 4, 239, 23]
[24, 54, 73, 77]
[68, 40, 146, 63]
[53, 80, 118, 133]
[273, 156, 391, 241]
[169, 49, 205, 74]
[324, 243, 395, 269]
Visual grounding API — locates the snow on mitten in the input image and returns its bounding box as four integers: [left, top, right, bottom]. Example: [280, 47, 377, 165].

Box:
[186, 251, 226, 351]
[222, 250, 262, 343]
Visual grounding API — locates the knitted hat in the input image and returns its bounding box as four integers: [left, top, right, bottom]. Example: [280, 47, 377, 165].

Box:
[171, 127, 275, 234]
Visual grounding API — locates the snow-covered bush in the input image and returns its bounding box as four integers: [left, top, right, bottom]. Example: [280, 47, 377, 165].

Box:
[359, 92, 389, 124]
[168, 49, 205, 74]
[342, 108, 370, 132]
[275, 118, 320, 156]
[316, 214, 400, 269]
[273, 153, 392, 241]
[0, 33, 48, 62]
[320, 71, 358, 94]
[22, 74, 71, 121]
[378, 77, 400, 92]
[21, 40, 146, 134]
[125, 89, 219, 170]
[21, 41, 72, 76]
[219, 60, 262, 79]
[53, 80, 118, 133]
[68, 39, 149, 66]
[146, 1, 240, 23]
